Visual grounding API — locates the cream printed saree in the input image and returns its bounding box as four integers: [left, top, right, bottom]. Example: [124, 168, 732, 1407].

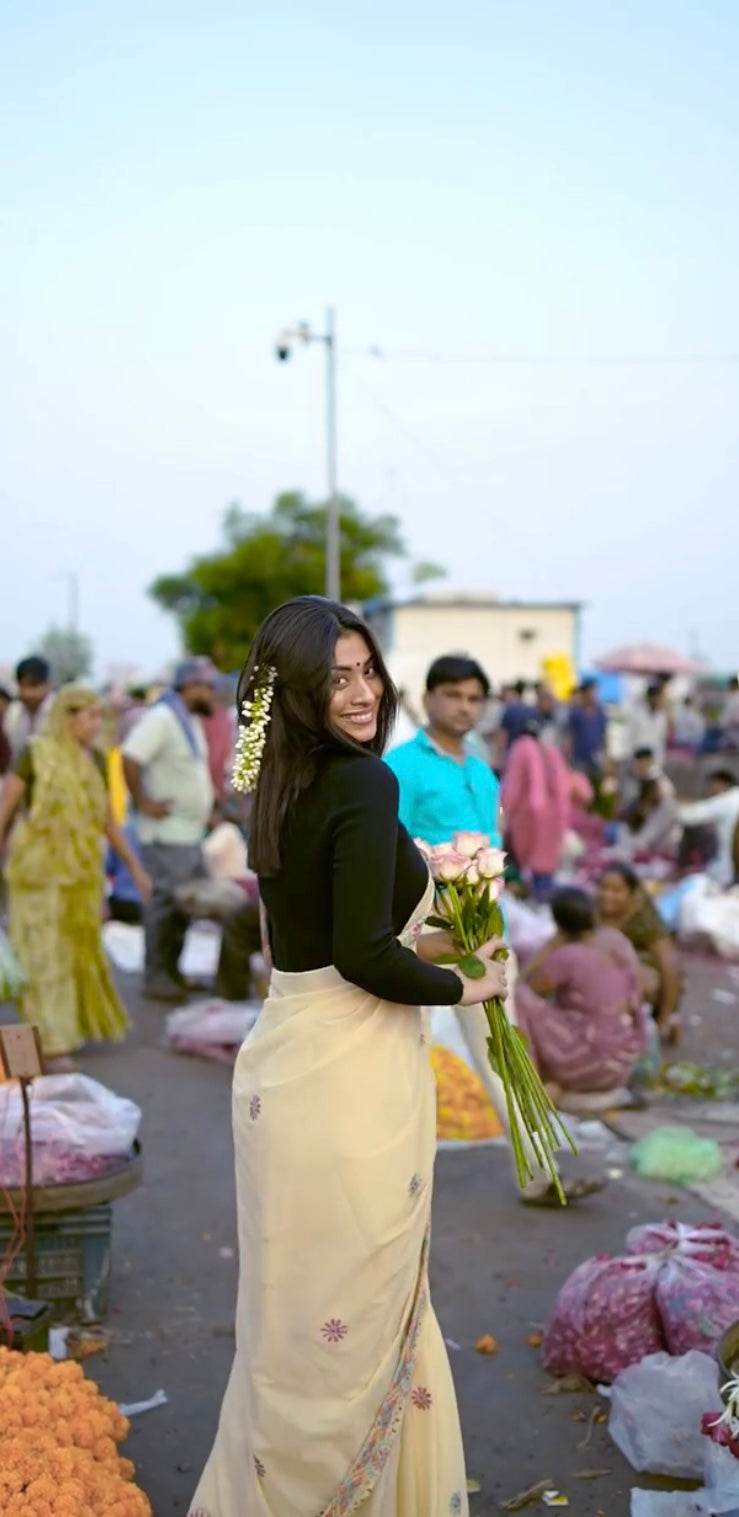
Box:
[190, 877, 468, 1516]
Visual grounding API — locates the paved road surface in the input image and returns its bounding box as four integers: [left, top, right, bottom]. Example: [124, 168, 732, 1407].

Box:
[3, 945, 738, 1515]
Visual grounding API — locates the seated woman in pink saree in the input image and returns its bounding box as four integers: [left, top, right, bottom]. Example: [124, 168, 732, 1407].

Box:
[516, 887, 646, 1099]
[189, 597, 507, 1517]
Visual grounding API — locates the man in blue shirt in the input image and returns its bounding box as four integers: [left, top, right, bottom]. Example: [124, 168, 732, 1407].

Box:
[387, 655, 601, 1206]
[567, 680, 607, 777]
[496, 679, 539, 766]
[386, 655, 501, 845]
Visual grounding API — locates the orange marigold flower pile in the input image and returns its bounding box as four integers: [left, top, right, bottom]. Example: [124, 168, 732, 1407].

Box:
[431, 1045, 504, 1141]
[0, 1346, 151, 1516]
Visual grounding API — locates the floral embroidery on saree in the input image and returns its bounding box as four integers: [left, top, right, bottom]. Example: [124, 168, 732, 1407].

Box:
[318, 1229, 430, 1517]
[322, 1317, 349, 1343]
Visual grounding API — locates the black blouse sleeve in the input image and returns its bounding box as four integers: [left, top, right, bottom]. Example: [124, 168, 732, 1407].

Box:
[330, 756, 463, 1006]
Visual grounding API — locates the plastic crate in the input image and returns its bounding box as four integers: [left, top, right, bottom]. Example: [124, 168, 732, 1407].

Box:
[0, 1203, 112, 1322]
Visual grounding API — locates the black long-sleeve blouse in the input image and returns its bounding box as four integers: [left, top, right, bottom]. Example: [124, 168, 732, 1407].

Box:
[259, 750, 463, 1006]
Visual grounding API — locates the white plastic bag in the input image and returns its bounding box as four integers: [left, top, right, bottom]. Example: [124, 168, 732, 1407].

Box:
[0, 1073, 141, 1186]
[166, 998, 260, 1064]
[679, 878, 739, 959]
[175, 877, 246, 918]
[202, 821, 249, 881]
[696, 1441, 739, 1515]
[610, 1350, 723, 1478]
[631, 1495, 702, 1516]
[502, 894, 553, 956]
[102, 921, 147, 973]
[103, 919, 222, 977]
[0, 925, 25, 999]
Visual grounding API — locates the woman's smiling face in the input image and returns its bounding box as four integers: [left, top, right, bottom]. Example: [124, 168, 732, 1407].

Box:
[328, 632, 384, 744]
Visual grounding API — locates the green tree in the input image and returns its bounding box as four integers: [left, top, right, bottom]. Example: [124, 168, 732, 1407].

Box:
[150, 491, 407, 668]
[39, 627, 93, 684]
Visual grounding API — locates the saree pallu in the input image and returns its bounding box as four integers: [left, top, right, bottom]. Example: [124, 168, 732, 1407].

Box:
[190, 884, 468, 1517]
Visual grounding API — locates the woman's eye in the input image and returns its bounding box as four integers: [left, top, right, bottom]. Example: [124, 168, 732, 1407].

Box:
[332, 675, 349, 689]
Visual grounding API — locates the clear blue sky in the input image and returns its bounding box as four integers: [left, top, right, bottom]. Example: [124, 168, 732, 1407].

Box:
[2, 0, 738, 676]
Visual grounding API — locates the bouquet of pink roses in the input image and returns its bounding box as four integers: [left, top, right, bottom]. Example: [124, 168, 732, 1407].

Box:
[420, 831, 575, 1200]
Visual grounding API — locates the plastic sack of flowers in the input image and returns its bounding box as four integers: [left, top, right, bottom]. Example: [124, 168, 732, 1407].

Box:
[420, 832, 575, 1200]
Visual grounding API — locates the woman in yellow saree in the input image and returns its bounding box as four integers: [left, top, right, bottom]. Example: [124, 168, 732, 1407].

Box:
[0, 685, 151, 1065]
[190, 598, 507, 1517]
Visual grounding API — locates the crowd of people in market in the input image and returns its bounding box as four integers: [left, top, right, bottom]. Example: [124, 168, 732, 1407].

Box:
[1, 645, 738, 1138]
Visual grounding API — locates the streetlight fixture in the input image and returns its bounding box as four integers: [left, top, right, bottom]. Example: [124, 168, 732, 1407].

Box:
[274, 308, 339, 602]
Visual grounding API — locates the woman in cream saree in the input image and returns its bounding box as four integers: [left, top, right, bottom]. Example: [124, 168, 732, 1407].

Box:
[190, 597, 506, 1517]
[191, 882, 469, 1517]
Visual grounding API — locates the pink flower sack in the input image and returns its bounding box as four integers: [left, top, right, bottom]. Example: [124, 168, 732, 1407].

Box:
[543, 1221, 739, 1383]
[542, 1253, 664, 1383]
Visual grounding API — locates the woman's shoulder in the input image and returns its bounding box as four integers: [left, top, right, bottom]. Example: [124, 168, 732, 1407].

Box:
[596, 925, 640, 962]
[543, 938, 582, 970]
[596, 924, 631, 948]
[316, 749, 399, 802]
[631, 893, 667, 944]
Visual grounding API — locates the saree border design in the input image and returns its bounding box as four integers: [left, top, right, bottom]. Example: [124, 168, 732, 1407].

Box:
[318, 1227, 431, 1517]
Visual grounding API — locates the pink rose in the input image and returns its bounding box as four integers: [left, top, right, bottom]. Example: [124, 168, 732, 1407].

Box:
[428, 842, 457, 862]
[477, 847, 507, 879]
[466, 864, 480, 886]
[453, 831, 490, 859]
[430, 847, 469, 883]
[486, 876, 505, 902]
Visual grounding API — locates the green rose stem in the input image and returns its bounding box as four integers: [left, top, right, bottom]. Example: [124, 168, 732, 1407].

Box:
[433, 878, 576, 1203]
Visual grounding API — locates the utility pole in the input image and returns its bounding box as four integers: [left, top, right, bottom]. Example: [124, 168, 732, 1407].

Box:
[275, 308, 340, 602]
[324, 307, 339, 602]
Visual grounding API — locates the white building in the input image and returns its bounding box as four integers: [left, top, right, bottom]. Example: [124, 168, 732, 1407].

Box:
[364, 592, 582, 712]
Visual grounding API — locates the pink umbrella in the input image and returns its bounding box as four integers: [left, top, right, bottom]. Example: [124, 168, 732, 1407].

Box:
[595, 643, 704, 676]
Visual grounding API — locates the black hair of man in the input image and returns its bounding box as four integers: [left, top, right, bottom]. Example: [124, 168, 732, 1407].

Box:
[16, 656, 51, 685]
[426, 655, 491, 697]
[709, 768, 738, 790]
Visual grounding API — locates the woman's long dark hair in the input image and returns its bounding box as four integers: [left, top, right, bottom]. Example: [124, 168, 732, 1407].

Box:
[237, 596, 398, 876]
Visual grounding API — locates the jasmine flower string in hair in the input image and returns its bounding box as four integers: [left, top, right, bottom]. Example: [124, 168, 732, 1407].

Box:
[232, 665, 277, 793]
